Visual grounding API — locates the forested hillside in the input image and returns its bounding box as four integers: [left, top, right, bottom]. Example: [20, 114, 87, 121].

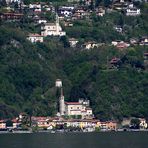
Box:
[0, 23, 148, 120]
[0, 0, 148, 121]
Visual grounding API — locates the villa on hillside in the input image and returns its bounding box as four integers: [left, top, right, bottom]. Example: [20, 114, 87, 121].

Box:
[126, 4, 140, 16]
[27, 33, 43, 43]
[82, 41, 99, 50]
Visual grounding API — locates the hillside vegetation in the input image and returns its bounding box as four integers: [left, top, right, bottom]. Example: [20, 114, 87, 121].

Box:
[0, 0, 148, 121]
[0, 23, 148, 120]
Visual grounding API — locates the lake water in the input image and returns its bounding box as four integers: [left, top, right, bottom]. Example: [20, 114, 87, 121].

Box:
[0, 132, 148, 148]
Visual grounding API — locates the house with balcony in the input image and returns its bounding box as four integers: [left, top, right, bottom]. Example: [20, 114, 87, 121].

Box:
[139, 118, 147, 129]
[126, 4, 140, 16]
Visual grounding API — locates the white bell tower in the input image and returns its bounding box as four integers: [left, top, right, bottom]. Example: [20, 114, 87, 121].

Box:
[59, 87, 65, 116]
[55, 79, 65, 116]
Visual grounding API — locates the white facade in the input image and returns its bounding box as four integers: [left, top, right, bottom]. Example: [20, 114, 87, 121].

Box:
[126, 4, 140, 16]
[139, 118, 148, 129]
[29, 4, 41, 9]
[69, 38, 79, 47]
[41, 14, 66, 37]
[27, 34, 43, 43]
[65, 103, 83, 115]
[83, 42, 99, 49]
[64, 99, 93, 118]
[37, 19, 47, 24]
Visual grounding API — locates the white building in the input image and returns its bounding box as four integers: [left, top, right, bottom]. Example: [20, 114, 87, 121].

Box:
[64, 99, 93, 119]
[126, 4, 140, 16]
[29, 3, 41, 9]
[41, 14, 66, 37]
[69, 38, 79, 47]
[27, 33, 43, 43]
[82, 41, 99, 49]
[139, 118, 148, 129]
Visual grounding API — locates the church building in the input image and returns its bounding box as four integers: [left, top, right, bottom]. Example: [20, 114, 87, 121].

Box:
[41, 14, 66, 37]
[55, 79, 93, 119]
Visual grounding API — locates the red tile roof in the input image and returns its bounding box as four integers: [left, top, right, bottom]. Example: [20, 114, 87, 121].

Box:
[28, 33, 42, 37]
[65, 102, 81, 105]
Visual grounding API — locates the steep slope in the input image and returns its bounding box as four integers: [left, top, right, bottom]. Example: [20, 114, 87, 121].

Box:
[0, 24, 148, 120]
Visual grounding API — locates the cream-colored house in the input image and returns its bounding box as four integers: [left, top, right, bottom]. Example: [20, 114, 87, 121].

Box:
[82, 41, 99, 49]
[27, 33, 43, 43]
[139, 118, 147, 129]
[126, 4, 140, 16]
[0, 120, 6, 129]
[64, 99, 93, 119]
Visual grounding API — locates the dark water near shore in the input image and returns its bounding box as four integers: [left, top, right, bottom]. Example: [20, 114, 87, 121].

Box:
[0, 132, 148, 148]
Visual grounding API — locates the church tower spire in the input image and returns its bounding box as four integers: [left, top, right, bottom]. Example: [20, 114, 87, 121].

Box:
[55, 79, 65, 116]
[59, 87, 65, 116]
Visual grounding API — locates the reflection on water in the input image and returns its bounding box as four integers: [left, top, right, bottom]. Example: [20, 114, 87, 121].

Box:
[0, 132, 148, 148]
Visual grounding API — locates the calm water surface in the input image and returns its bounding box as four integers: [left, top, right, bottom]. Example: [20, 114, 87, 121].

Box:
[0, 132, 148, 148]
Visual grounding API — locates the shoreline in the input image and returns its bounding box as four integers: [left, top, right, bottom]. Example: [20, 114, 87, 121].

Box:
[0, 129, 148, 134]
